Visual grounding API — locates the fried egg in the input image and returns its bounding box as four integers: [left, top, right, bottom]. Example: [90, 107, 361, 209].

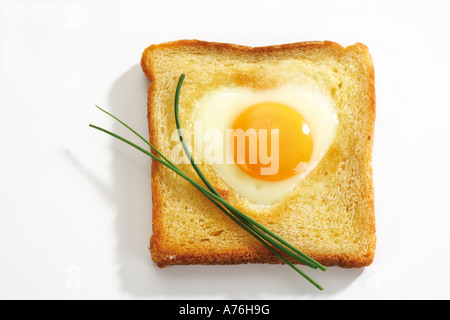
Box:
[193, 84, 337, 205]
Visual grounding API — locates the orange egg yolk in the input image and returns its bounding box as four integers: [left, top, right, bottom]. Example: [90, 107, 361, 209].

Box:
[231, 102, 313, 182]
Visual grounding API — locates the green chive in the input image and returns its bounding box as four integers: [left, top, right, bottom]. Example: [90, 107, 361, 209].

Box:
[89, 73, 326, 290]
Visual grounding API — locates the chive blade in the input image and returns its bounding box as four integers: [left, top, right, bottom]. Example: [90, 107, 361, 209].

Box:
[89, 122, 320, 272]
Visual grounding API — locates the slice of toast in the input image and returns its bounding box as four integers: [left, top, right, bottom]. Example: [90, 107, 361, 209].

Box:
[141, 40, 376, 268]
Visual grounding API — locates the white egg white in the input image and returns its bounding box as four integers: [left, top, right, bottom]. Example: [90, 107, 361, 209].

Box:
[193, 84, 337, 205]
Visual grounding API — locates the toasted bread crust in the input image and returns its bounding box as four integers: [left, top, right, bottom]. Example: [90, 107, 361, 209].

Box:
[142, 39, 375, 268]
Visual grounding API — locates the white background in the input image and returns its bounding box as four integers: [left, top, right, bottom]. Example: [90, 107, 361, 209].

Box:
[1, 0, 449, 300]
